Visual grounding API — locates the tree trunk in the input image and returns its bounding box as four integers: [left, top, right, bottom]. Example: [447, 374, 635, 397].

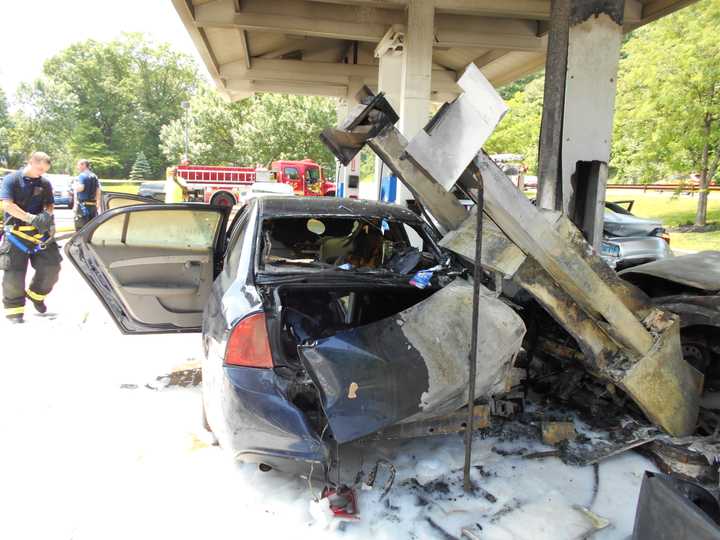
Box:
[695, 117, 712, 227]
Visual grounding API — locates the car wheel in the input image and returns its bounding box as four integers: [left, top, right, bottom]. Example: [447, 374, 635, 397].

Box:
[211, 192, 235, 207]
[680, 331, 711, 375]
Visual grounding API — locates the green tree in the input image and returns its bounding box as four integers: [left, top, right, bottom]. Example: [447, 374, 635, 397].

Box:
[9, 33, 198, 178]
[485, 76, 545, 173]
[0, 88, 10, 167]
[160, 91, 337, 172]
[129, 151, 153, 181]
[233, 93, 338, 171]
[160, 85, 250, 166]
[613, 0, 720, 226]
[499, 71, 543, 101]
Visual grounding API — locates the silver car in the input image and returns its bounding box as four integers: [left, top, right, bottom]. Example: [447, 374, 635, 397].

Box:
[600, 200, 672, 270]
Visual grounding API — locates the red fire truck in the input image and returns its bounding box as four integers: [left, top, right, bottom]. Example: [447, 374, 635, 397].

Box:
[176, 159, 335, 207]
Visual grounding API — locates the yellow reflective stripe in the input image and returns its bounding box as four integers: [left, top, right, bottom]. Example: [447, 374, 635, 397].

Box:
[16, 225, 37, 231]
[26, 289, 46, 301]
[5, 306, 25, 316]
[11, 230, 43, 244]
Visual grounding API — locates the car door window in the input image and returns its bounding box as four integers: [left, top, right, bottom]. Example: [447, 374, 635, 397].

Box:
[284, 167, 300, 180]
[224, 212, 250, 279]
[91, 209, 222, 250]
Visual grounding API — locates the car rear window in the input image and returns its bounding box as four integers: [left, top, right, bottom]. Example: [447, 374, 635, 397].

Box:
[258, 216, 438, 274]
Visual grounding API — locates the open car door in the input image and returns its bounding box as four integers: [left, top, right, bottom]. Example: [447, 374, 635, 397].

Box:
[65, 203, 230, 334]
[100, 192, 158, 213]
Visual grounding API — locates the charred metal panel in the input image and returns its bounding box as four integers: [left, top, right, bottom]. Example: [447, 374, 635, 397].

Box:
[320, 88, 398, 166]
[360, 405, 491, 442]
[620, 252, 720, 293]
[298, 327, 430, 444]
[620, 317, 704, 438]
[405, 64, 508, 190]
[439, 207, 526, 277]
[632, 472, 720, 540]
[655, 295, 720, 329]
[368, 127, 467, 234]
[298, 280, 525, 443]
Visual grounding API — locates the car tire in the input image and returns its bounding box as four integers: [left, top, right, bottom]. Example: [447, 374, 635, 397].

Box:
[211, 192, 236, 207]
[680, 330, 712, 375]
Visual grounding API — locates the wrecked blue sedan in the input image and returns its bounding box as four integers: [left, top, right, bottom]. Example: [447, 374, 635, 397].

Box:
[65, 197, 525, 477]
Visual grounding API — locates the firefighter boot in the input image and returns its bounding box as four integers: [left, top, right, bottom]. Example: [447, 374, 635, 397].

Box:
[26, 289, 47, 314]
[5, 306, 25, 324]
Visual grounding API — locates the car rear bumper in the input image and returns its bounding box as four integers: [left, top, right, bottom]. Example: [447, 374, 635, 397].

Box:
[218, 365, 329, 474]
[602, 235, 672, 270]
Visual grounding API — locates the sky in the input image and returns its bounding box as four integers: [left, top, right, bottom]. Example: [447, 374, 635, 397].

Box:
[0, 0, 210, 101]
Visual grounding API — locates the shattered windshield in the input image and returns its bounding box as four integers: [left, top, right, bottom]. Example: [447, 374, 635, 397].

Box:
[258, 216, 442, 276]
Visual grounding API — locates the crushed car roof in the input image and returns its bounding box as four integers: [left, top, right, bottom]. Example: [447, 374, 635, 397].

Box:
[258, 196, 422, 222]
[620, 251, 720, 292]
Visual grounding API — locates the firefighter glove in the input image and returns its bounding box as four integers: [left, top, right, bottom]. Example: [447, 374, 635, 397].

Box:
[31, 211, 54, 233]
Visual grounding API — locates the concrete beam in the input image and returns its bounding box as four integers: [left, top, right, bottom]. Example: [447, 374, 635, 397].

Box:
[226, 79, 349, 97]
[642, 0, 696, 23]
[220, 58, 380, 79]
[256, 38, 337, 59]
[238, 29, 251, 68]
[487, 54, 546, 87]
[434, 17, 544, 51]
[195, 0, 399, 42]
[171, 0, 226, 92]
[220, 58, 460, 92]
[303, 0, 643, 23]
[471, 50, 509, 69]
[196, 0, 547, 50]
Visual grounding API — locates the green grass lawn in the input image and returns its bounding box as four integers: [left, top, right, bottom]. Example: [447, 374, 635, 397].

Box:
[100, 181, 139, 195]
[606, 189, 720, 252]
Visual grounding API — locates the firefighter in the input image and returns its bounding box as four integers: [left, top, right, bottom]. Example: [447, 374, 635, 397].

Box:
[0, 152, 61, 324]
[73, 159, 101, 231]
[165, 159, 189, 204]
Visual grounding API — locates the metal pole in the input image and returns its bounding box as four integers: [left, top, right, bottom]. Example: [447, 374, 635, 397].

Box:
[181, 100, 190, 160]
[463, 171, 484, 493]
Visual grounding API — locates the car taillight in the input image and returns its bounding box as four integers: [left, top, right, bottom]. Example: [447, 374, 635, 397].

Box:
[225, 313, 273, 368]
[652, 228, 671, 246]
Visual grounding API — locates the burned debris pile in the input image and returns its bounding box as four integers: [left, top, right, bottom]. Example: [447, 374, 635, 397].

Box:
[317, 62, 720, 498]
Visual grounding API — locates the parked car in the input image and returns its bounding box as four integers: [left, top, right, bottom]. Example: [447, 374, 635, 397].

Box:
[600, 200, 672, 270]
[137, 180, 166, 202]
[237, 181, 295, 203]
[48, 174, 75, 208]
[620, 251, 720, 376]
[492, 196, 670, 271]
[65, 197, 525, 476]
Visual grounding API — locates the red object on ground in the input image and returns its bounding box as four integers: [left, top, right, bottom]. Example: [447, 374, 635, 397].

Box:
[321, 485, 359, 520]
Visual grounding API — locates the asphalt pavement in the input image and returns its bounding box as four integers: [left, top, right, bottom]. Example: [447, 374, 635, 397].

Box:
[54, 207, 74, 233]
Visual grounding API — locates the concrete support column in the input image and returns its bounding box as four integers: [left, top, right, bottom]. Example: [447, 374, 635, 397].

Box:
[397, 0, 434, 205]
[371, 30, 404, 201]
[335, 98, 350, 198]
[336, 77, 364, 198]
[369, 2, 434, 205]
[536, 0, 624, 248]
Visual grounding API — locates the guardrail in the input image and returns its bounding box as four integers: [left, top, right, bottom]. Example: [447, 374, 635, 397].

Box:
[607, 183, 720, 192]
[99, 179, 146, 184]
